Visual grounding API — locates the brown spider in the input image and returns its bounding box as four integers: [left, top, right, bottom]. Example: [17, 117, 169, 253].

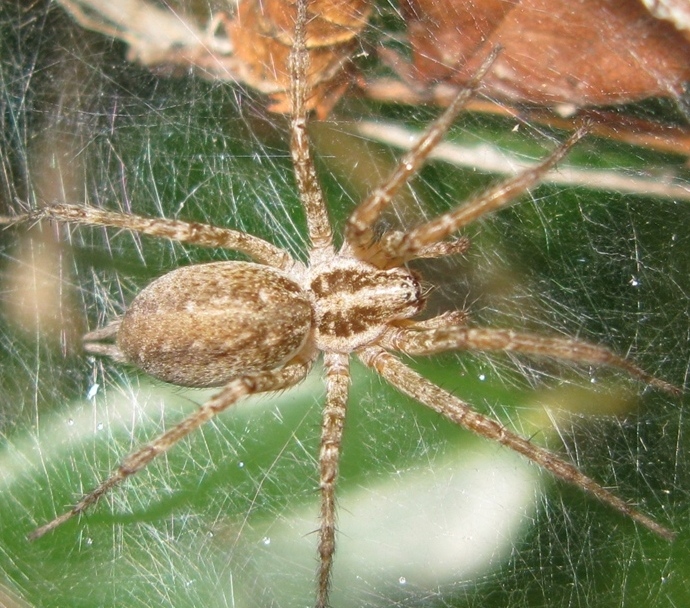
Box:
[0, 1, 679, 606]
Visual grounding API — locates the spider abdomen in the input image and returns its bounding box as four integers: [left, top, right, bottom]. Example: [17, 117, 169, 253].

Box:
[117, 261, 313, 388]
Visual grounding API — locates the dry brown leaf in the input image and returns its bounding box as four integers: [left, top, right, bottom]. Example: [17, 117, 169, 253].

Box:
[58, 1, 690, 114]
[55, 0, 690, 155]
[225, 0, 370, 116]
[398, 0, 690, 107]
[56, 0, 370, 118]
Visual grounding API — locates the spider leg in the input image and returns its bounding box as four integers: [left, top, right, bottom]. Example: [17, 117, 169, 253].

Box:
[344, 48, 500, 260]
[316, 352, 350, 608]
[413, 235, 471, 260]
[28, 359, 311, 541]
[289, 0, 334, 260]
[397, 310, 469, 330]
[0, 203, 292, 269]
[380, 125, 589, 264]
[358, 345, 675, 541]
[381, 324, 680, 395]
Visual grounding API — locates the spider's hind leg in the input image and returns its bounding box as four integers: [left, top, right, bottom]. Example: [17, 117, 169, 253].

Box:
[0, 203, 291, 269]
[28, 359, 311, 541]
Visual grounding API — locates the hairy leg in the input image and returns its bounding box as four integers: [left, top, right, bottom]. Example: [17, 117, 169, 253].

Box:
[289, 0, 334, 260]
[1, 203, 292, 269]
[316, 352, 349, 608]
[379, 125, 588, 264]
[358, 345, 675, 541]
[29, 359, 311, 540]
[345, 49, 500, 264]
[381, 324, 680, 395]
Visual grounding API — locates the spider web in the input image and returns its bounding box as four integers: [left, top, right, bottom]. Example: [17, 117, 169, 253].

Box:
[1, 2, 689, 607]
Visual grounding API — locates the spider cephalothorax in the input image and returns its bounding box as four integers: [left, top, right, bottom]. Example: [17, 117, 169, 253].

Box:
[310, 258, 425, 351]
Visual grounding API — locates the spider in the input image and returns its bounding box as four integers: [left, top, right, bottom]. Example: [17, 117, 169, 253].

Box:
[0, 1, 679, 606]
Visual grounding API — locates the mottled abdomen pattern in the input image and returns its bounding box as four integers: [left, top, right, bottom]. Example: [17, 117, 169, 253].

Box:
[118, 262, 312, 387]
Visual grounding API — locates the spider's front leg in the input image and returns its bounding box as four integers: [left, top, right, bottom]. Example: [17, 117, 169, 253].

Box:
[381, 323, 681, 395]
[342, 44, 590, 269]
[377, 124, 588, 265]
[344, 47, 501, 263]
[29, 359, 311, 540]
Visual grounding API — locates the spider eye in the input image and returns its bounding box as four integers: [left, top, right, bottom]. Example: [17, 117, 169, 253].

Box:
[399, 275, 424, 310]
